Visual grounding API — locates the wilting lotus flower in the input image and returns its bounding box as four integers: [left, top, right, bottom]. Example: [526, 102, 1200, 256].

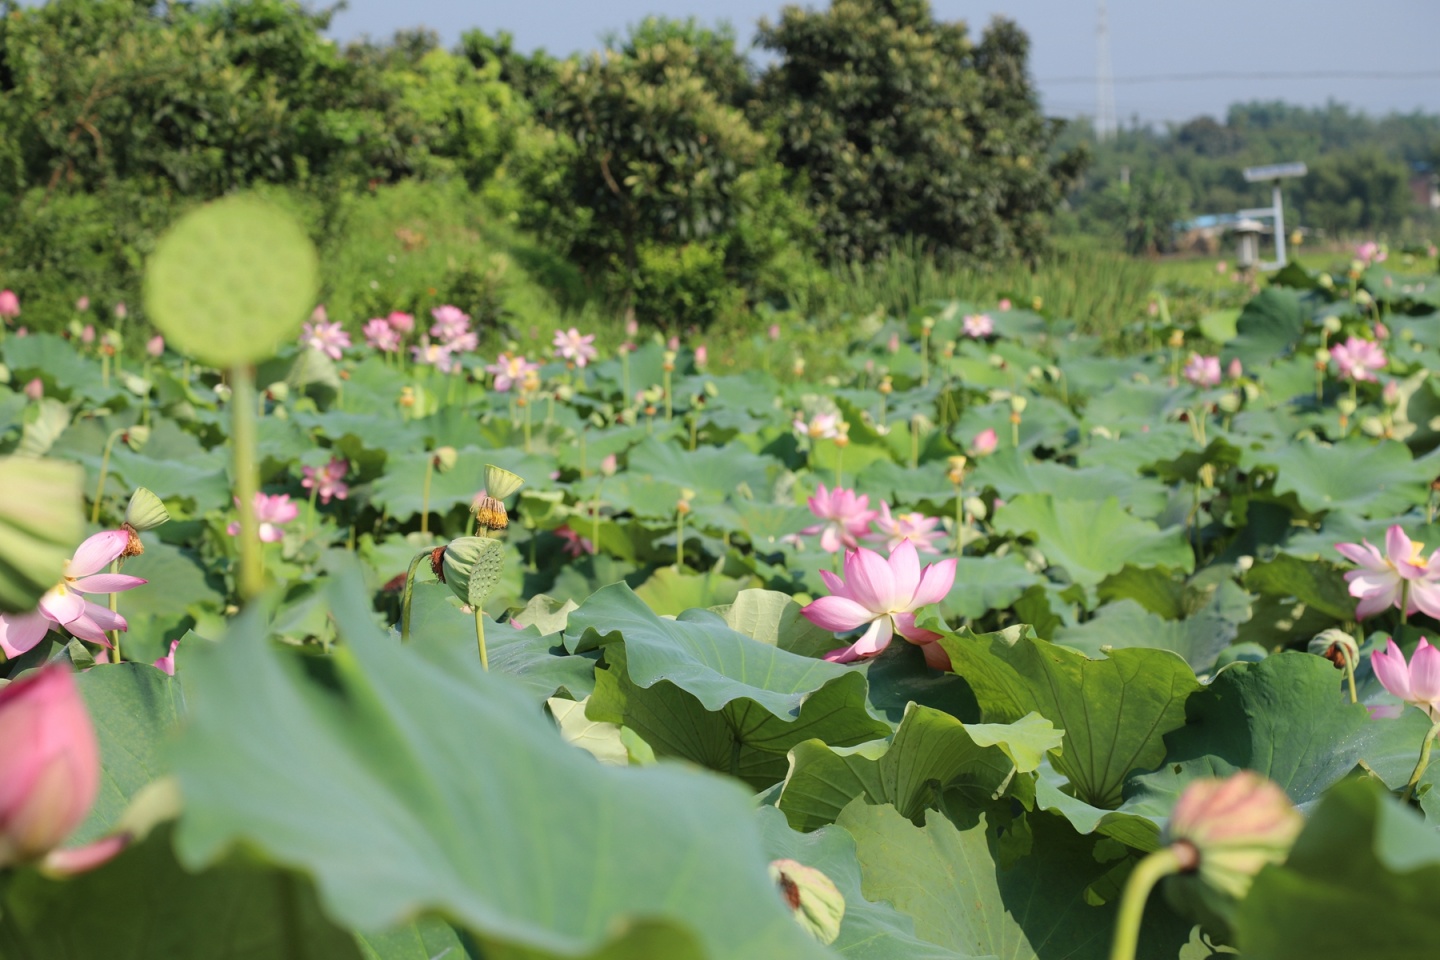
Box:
[971, 428, 998, 457]
[487, 353, 540, 392]
[301, 318, 350, 360]
[801, 484, 878, 553]
[793, 412, 842, 440]
[555, 525, 595, 557]
[553, 328, 599, 367]
[146, 335, 165, 358]
[1330, 336, 1386, 382]
[802, 541, 957, 669]
[0, 289, 18, 320]
[1166, 771, 1303, 901]
[1182, 354, 1222, 387]
[363, 318, 401, 353]
[301, 456, 350, 504]
[1334, 525, 1440, 620]
[227, 492, 298, 543]
[0, 666, 101, 869]
[386, 311, 415, 334]
[867, 502, 945, 554]
[962, 314, 994, 338]
[0, 530, 147, 657]
[1370, 637, 1440, 719]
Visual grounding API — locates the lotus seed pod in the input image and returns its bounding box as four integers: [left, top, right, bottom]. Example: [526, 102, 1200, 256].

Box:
[1318, 272, 1334, 289]
[921, 315, 935, 331]
[267, 382, 290, 402]
[123, 487, 170, 533]
[1166, 771, 1302, 902]
[1216, 393, 1241, 414]
[1009, 395, 1028, 414]
[122, 425, 150, 451]
[0, 364, 10, 385]
[484, 464, 525, 501]
[1336, 396, 1357, 417]
[1322, 316, 1343, 335]
[433, 447, 458, 472]
[442, 537, 507, 609]
[1308, 629, 1358, 670]
[964, 496, 987, 521]
[769, 859, 844, 945]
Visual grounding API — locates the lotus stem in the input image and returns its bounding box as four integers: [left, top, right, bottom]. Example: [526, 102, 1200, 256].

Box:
[920, 328, 930, 387]
[664, 369, 673, 422]
[399, 549, 431, 643]
[230, 364, 263, 602]
[420, 456, 434, 536]
[108, 559, 122, 663]
[1108, 846, 1187, 960]
[1401, 580, 1411, 627]
[1402, 720, 1440, 805]
[475, 608, 489, 671]
[91, 429, 124, 525]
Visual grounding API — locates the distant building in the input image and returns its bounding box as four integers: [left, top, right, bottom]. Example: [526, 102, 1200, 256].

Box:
[1410, 164, 1439, 211]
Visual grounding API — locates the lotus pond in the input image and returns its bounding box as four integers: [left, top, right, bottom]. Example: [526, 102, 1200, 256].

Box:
[0, 202, 1439, 959]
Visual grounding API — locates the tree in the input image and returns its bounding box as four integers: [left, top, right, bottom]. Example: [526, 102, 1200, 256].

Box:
[753, 0, 1084, 263]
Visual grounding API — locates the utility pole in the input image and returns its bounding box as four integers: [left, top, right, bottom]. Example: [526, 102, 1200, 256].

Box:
[1096, 0, 1117, 141]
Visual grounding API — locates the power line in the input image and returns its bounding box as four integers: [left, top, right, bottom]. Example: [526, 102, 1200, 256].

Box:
[1042, 70, 1440, 85]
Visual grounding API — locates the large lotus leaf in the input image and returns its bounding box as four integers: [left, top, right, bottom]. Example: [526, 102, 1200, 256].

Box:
[1076, 423, 1197, 476]
[3, 332, 107, 398]
[777, 704, 1062, 831]
[714, 588, 836, 659]
[1281, 513, 1440, 561]
[1220, 287, 1305, 368]
[71, 662, 184, 846]
[1075, 381, 1180, 432]
[954, 397, 1078, 454]
[292, 410, 424, 458]
[570, 585, 889, 787]
[357, 919, 476, 960]
[756, 807, 967, 960]
[1240, 438, 1433, 518]
[854, 459, 957, 507]
[0, 828, 362, 960]
[0, 456, 83, 613]
[970, 448, 1169, 519]
[861, 639, 981, 726]
[1054, 586, 1252, 673]
[994, 495, 1194, 588]
[935, 625, 1200, 809]
[82, 446, 232, 513]
[631, 565, 754, 614]
[1031, 765, 1163, 852]
[1241, 552, 1354, 620]
[626, 436, 779, 505]
[369, 446, 555, 521]
[118, 537, 226, 655]
[838, 801, 1198, 960]
[172, 571, 833, 960]
[1236, 778, 1440, 960]
[691, 500, 816, 547]
[1124, 652, 1437, 819]
[940, 554, 1045, 621]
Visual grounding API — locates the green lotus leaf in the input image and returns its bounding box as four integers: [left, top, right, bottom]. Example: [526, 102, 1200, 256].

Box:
[0, 456, 84, 613]
[994, 494, 1194, 589]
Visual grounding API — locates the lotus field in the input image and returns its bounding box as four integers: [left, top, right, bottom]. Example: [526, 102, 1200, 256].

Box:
[2, 198, 1440, 959]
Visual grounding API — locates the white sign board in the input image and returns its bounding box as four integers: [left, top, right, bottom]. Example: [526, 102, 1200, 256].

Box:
[1243, 162, 1308, 183]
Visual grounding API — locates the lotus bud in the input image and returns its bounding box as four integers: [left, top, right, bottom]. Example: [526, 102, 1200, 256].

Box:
[971, 427, 998, 457]
[124, 486, 170, 535]
[1226, 358, 1243, 380]
[441, 536, 507, 609]
[0, 666, 101, 868]
[1309, 629, 1358, 670]
[1383, 380, 1400, 407]
[1165, 771, 1302, 903]
[770, 859, 844, 945]
[1374, 321, 1390, 340]
[599, 454, 618, 477]
[432, 447, 458, 472]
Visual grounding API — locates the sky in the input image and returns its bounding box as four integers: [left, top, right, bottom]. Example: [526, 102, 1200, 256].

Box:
[326, 0, 1440, 126]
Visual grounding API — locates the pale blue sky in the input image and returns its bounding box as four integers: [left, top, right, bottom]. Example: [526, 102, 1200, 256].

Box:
[326, 0, 1440, 125]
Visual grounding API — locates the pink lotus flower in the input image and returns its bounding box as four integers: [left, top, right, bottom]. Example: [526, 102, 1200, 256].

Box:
[1335, 525, 1440, 620]
[1355, 241, 1386, 266]
[301, 456, 350, 505]
[962, 314, 994, 338]
[553, 328, 599, 367]
[694, 345, 708, 367]
[23, 379, 42, 401]
[75, 296, 89, 313]
[971, 428, 998, 457]
[301, 319, 350, 360]
[1182, 354, 1222, 387]
[430, 305, 471, 342]
[625, 317, 640, 337]
[1331, 336, 1386, 383]
[0, 666, 100, 868]
[386, 311, 415, 334]
[998, 298, 1012, 311]
[486, 353, 540, 392]
[555, 525, 595, 557]
[0, 289, 18, 320]
[113, 302, 127, 320]
[801, 484, 878, 553]
[1371, 637, 1440, 719]
[769, 324, 781, 341]
[1374, 322, 1390, 340]
[153, 639, 180, 676]
[867, 503, 945, 554]
[79, 325, 95, 347]
[411, 337, 457, 373]
[793, 412, 842, 440]
[227, 493, 299, 543]
[600, 453, 618, 476]
[801, 541, 957, 669]
[146, 335, 165, 358]
[363, 318, 401, 353]
[1227, 358, 1243, 380]
[0, 530, 147, 657]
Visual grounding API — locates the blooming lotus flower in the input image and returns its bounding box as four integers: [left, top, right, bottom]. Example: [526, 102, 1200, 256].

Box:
[1227, 358, 1243, 380]
[301, 456, 350, 505]
[866, 502, 945, 554]
[363, 318, 401, 353]
[1331, 336, 1386, 382]
[23, 379, 42, 401]
[801, 484, 878, 554]
[227, 493, 299, 543]
[146, 334, 165, 358]
[79, 325, 95, 347]
[555, 525, 595, 557]
[301, 319, 350, 360]
[486, 353, 540, 392]
[0, 530, 147, 657]
[971, 428, 998, 457]
[793, 412, 842, 440]
[0, 666, 100, 868]
[998, 298, 1012, 311]
[694, 345, 708, 367]
[769, 323, 781, 341]
[962, 314, 994, 338]
[0, 289, 18, 320]
[801, 542, 957, 669]
[553, 328, 599, 367]
[430, 305, 471, 343]
[444, 330, 479, 353]
[1355, 241, 1386, 266]
[1370, 637, 1440, 718]
[113, 302, 127, 320]
[411, 336, 457, 373]
[386, 311, 415, 334]
[1335, 525, 1440, 620]
[1183, 354, 1222, 387]
[154, 639, 180, 676]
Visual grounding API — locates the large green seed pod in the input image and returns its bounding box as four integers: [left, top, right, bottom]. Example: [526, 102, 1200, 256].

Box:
[123, 487, 170, 533]
[442, 537, 507, 609]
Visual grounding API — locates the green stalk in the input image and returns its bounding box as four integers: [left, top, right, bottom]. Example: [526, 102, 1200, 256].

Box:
[108, 559, 122, 663]
[664, 369, 673, 422]
[920, 329, 930, 387]
[1108, 847, 1188, 960]
[230, 364, 263, 602]
[1402, 720, 1440, 805]
[420, 456, 434, 536]
[834, 444, 844, 490]
[474, 608, 489, 671]
[621, 349, 631, 407]
[954, 483, 965, 554]
[399, 549, 432, 643]
[1402, 580, 1411, 627]
[676, 509, 686, 571]
[91, 429, 124, 525]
